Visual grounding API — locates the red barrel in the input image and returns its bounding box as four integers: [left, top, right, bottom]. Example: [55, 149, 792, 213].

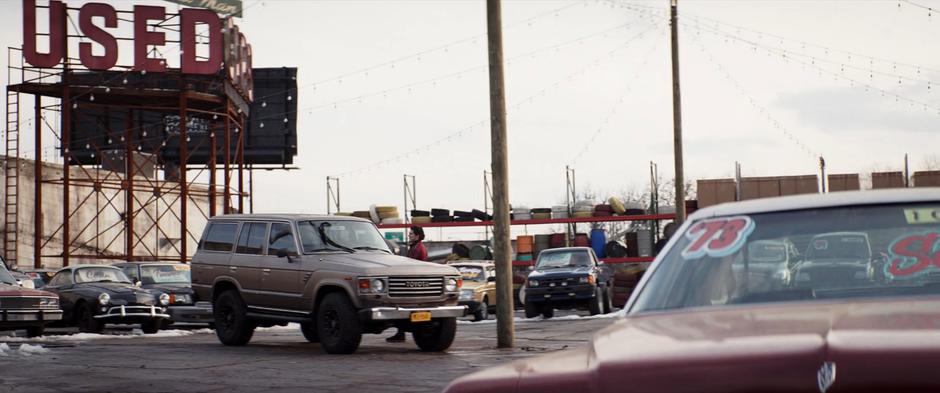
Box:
[573, 233, 590, 247]
[549, 233, 566, 248]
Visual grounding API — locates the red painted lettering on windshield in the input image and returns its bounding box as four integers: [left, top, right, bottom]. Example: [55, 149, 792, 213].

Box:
[682, 216, 755, 260]
[887, 232, 940, 277]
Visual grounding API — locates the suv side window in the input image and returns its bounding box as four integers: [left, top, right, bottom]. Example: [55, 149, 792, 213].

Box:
[268, 222, 298, 256]
[203, 222, 239, 252]
[236, 222, 268, 255]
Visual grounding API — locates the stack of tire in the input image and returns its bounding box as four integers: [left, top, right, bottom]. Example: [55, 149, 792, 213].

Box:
[431, 208, 452, 223]
[411, 210, 431, 224]
[471, 209, 492, 222]
[374, 205, 402, 225]
[512, 206, 531, 221]
[351, 211, 373, 221]
[572, 201, 594, 218]
[612, 265, 646, 309]
[530, 208, 551, 220]
[593, 204, 613, 217]
[453, 210, 475, 222]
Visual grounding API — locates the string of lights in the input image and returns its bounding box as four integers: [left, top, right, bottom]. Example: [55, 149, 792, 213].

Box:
[569, 35, 662, 165]
[334, 23, 663, 178]
[253, 19, 653, 122]
[247, 1, 591, 105]
[688, 30, 822, 160]
[899, 0, 935, 16]
[689, 21, 940, 115]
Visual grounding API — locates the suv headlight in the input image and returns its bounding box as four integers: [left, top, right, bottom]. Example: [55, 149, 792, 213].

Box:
[159, 293, 170, 306]
[169, 294, 192, 304]
[41, 297, 58, 307]
[445, 277, 460, 292]
[98, 293, 111, 305]
[358, 277, 388, 294]
[578, 275, 596, 284]
[459, 289, 474, 300]
[528, 280, 539, 287]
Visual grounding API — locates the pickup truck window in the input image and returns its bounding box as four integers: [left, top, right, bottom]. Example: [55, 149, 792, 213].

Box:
[203, 223, 238, 252]
[236, 222, 267, 255]
[268, 223, 298, 256]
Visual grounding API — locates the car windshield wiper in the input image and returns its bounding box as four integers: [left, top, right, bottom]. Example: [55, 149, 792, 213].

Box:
[307, 247, 349, 253]
[315, 222, 355, 253]
[353, 246, 391, 254]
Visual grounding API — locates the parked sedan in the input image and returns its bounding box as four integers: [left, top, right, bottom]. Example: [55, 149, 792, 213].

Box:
[114, 262, 212, 327]
[0, 263, 62, 337]
[444, 188, 940, 392]
[451, 261, 496, 321]
[44, 265, 170, 334]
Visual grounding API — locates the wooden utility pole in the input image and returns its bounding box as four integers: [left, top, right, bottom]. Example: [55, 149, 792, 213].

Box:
[670, 0, 686, 224]
[486, 0, 514, 348]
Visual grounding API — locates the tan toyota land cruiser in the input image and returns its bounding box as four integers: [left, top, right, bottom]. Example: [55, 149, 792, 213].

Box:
[191, 214, 466, 354]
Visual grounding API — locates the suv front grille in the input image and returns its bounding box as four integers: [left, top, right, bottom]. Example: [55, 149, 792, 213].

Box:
[538, 277, 579, 287]
[388, 276, 443, 297]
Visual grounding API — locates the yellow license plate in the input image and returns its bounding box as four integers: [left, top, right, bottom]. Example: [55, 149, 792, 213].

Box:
[410, 311, 432, 322]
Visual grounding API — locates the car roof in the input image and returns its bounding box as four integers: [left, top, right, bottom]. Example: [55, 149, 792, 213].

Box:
[209, 214, 372, 223]
[688, 187, 940, 220]
[448, 261, 494, 267]
[58, 265, 122, 271]
[113, 261, 186, 266]
[540, 247, 593, 253]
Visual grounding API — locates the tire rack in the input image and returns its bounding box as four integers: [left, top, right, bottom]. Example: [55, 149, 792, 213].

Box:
[377, 213, 676, 266]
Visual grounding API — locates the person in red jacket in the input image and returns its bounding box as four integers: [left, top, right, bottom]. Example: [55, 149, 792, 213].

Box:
[387, 225, 428, 343]
[406, 225, 427, 261]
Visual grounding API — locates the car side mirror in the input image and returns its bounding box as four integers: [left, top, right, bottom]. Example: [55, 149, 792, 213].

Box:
[487, 276, 496, 282]
[527, 265, 534, 271]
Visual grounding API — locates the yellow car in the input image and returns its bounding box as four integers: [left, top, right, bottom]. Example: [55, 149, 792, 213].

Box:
[451, 261, 496, 321]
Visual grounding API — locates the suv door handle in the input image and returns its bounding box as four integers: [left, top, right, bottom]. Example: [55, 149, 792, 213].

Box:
[262, 269, 271, 273]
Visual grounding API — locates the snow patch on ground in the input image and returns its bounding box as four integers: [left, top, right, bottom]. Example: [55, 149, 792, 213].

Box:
[0, 328, 214, 343]
[457, 312, 621, 325]
[17, 343, 49, 356]
[256, 323, 301, 332]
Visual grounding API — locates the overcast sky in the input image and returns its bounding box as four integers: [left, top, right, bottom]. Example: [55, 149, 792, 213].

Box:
[1, 0, 938, 239]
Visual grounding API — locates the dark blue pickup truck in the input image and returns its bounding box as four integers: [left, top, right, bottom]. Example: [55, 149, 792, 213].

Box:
[523, 247, 613, 318]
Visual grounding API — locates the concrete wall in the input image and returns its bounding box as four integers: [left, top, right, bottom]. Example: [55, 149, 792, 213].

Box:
[1, 157, 224, 269]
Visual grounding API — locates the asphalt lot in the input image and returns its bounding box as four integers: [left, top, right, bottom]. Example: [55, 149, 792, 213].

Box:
[0, 310, 620, 393]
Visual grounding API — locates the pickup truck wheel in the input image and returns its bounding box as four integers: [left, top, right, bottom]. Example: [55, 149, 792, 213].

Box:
[603, 286, 614, 314]
[473, 298, 489, 321]
[524, 301, 541, 319]
[412, 317, 457, 352]
[588, 287, 603, 316]
[25, 326, 44, 337]
[300, 321, 319, 343]
[141, 320, 161, 334]
[316, 293, 362, 354]
[214, 290, 255, 346]
[77, 303, 104, 334]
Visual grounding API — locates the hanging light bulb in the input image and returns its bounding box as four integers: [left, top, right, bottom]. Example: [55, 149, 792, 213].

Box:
[142, 131, 147, 137]
[259, 122, 264, 128]
[141, 70, 147, 75]
[287, 95, 292, 101]
[283, 118, 288, 123]
[122, 78, 128, 84]
[186, 136, 191, 142]
[262, 102, 267, 107]
[213, 114, 218, 120]
[72, 103, 78, 109]
[85, 144, 90, 149]
[105, 87, 110, 93]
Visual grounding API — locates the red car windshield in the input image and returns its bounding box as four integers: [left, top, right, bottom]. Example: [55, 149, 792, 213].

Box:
[631, 203, 940, 313]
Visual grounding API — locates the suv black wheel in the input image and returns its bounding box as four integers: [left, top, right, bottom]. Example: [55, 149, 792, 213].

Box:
[473, 298, 489, 321]
[25, 326, 44, 338]
[412, 317, 457, 352]
[588, 287, 603, 316]
[316, 292, 362, 354]
[300, 321, 319, 343]
[524, 301, 541, 318]
[214, 290, 256, 346]
[77, 303, 104, 334]
[541, 305, 554, 319]
[141, 319, 161, 334]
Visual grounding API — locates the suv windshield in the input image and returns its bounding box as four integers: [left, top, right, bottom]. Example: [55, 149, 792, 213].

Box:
[536, 250, 592, 269]
[631, 203, 940, 313]
[140, 264, 191, 284]
[298, 220, 391, 254]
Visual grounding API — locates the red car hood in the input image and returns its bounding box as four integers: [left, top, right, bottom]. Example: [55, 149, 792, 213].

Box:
[445, 297, 940, 393]
[0, 282, 55, 297]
